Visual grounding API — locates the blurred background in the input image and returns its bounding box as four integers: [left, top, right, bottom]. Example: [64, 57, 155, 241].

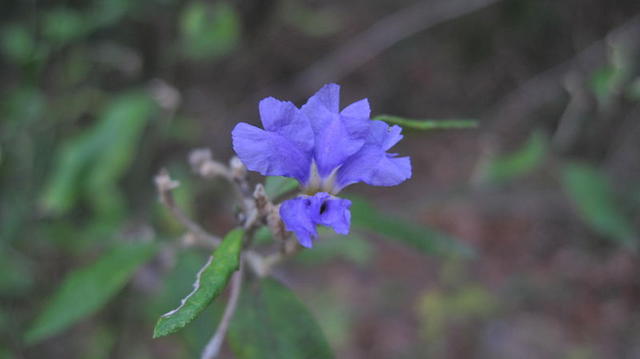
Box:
[2, 0, 640, 358]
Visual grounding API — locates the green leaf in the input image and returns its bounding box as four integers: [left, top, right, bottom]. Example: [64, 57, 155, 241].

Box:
[153, 228, 244, 338]
[228, 278, 334, 359]
[1, 24, 36, 65]
[147, 250, 224, 356]
[562, 163, 636, 248]
[40, 91, 155, 215]
[180, 1, 240, 60]
[264, 176, 299, 200]
[26, 242, 157, 344]
[373, 115, 478, 130]
[42, 8, 87, 45]
[349, 197, 474, 259]
[484, 130, 547, 183]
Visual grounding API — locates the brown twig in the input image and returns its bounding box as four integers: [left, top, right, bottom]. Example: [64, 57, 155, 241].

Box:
[289, 0, 503, 95]
[155, 169, 222, 246]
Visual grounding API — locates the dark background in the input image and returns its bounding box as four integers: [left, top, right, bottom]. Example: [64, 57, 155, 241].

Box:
[2, 0, 640, 358]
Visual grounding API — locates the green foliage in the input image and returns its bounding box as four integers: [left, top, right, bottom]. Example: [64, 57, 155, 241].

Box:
[41, 92, 155, 215]
[180, 1, 240, 61]
[228, 278, 334, 359]
[484, 130, 547, 183]
[295, 231, 374, 267]
[42, 8, 87, 46]
[25, 242, 157, 344]
[562, 163, 636, 248]
[373, 115, 478, 130]
[350, 197, 474, 259]
[153, 228, 244, 338]
[264, 176, 299, 200]
[0, 24, 37, 65]
[148, 250, 224, 356]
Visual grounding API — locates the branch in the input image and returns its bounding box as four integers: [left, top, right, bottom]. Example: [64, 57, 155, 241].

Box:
[488, 14, 640, 130]
[155, 169, 222, 246]
[289, 0, 502, 95]
[201, 263, 244, 359]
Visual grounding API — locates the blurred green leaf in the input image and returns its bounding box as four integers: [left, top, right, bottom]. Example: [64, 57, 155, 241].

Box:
[0, 24, 36, 65]
[264, 176, 299, 200]
[350, 197, 474, 259]
[41, 91, 155, 215]
[180, 1, 239, 61]
[26, 242, 157, 344]
[43, 8, 87, 46]
[153, 228, 243, 338]
[373, 115, 478, 130]
[562, 163, 636, 247]
[295, 231, 373, 267]
[283, 2, 343, 37]
[85, 93, 156, 216]
[228, 278, 333, 359]
[484, 130, 547, 183]
[590, 66, 618, 102]
[0, 87, 45, 129]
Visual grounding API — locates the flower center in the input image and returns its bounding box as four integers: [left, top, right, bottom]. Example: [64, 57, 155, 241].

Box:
[303, 161, 340, 195]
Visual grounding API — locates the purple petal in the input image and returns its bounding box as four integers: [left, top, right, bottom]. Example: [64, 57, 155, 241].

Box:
[280, 196, 317, 248]
[366, 120, 403, 150]
[315, 194, 351, 235]
[280, 192, 353, 248]
[313, 116, 365, 177]
[340, 98, 370, 120]
[259, 97, 314, 152]
[232, 123, 311, 183]
[336, 144, 411, 189]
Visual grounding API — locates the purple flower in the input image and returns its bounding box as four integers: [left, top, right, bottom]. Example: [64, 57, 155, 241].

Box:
[232, 84, 411, 247]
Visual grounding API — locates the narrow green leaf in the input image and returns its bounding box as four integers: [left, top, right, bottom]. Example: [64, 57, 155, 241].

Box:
[26, 242, 157, 344]
[562, 163, 636, 248]
[484, 130, 547, 183]
[350, 197, 474, 259]
[40, 91, 155, 215]
[153, 228, 244, 338]
[264, 176, 299, 200]
[228, 278, 334, 359]
[373, 115, 478, 130]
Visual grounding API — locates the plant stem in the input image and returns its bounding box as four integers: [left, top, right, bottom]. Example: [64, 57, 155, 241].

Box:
[201, 262, 244, 359]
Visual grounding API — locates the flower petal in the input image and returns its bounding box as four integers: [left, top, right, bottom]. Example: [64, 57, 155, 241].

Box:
[280, 196, 317, 248]
[232, 123, 311, 183]
[336, 144, 411, 189]
[280, 192, 353, 248]
[313, 116, 365, 177]
[366, 120, 403, 150]
[259, 97, 314, 152]
[340, 98, 370, 120]
[315, 194, 351, 235]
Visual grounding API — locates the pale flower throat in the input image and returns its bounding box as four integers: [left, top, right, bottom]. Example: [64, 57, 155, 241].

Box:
[303, 161, 341, 195]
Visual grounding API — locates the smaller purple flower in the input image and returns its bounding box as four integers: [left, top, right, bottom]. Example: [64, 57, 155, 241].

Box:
[279, 192, 351, 248]
[232, 84, 411, 247]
